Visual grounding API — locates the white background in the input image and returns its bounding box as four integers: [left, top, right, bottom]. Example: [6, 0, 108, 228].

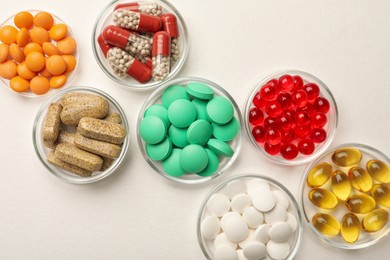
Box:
[0, 0, 389, 259]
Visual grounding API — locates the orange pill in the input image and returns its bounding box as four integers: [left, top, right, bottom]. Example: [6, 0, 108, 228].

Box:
[57, 37, 77, 55]
[62, 55, 77, 72]
[40, 67, 52, 77]
[42, 42, 61, 56]
[0, 44, 9, 63]
[49, 24, 67, 41]
[29, 27, 50, 45]
[14, 11, 34, 29]
[9, 43, 25, 63]
[33, 12, 54, 31]
[0, 60, 17, 79]
[17, 62, 37, 80]
[30, 75, 50, 95]
[10, 76, 30, 92]
[25, 51, 46, 72]
[16, 28, 30, 47]
[0, 25, 18, 45]
[50, 74, 67, 89]
[23, 42, 43, 55]
[46, 55, 66, 76]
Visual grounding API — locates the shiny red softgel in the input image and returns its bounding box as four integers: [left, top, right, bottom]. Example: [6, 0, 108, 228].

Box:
[249, 74, 330, 160]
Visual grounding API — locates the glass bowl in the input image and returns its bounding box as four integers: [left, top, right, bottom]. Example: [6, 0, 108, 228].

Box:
[33, 86, 130, 184]
[0, 10, 80, 97]
[300, 143, 390, 249]
[244, 70, 338, 166]
[197, 174, 303, 260]
[136, 77, 243, 184]
[92, 0, 189, 91]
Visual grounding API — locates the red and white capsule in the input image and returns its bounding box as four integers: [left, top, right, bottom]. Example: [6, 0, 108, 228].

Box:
[98, 34, 127, 78]
[152, 31, 171, 81]
[161, 13, 180, 61]
[113, 8, 161, 33]
[114, 2, 163, 17]
[102, 25, 152, 57]
[107, 47, 152, 83]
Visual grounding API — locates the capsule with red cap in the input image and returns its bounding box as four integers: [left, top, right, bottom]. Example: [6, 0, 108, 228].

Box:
[98, 34, 127, 78]
[113, 9, 161, 33]
[107, 47, 152, 83]
[114, 2, 163, 17]
[152, 31, 171, 81]
[102, 25, 152, 57]
[161, 13, 180, 61]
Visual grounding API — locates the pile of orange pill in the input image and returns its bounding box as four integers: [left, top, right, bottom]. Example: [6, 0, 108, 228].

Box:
[0, 11, 77, 95]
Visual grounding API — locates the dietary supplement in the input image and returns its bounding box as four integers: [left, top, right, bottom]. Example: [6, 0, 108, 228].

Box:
[367, 159, 390, 184]
[78, 117, 126, 145]
[332, 148, 362, 167]
[341, 213, 360, 243]
[312, 213, 340, 236]
[331, 170, 351, 201]
[362, 209, 389, 232]
[55, 143, 103, 172]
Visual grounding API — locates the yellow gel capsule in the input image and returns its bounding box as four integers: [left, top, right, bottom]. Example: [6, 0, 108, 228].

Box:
[362, 209, 389, 232]
[307, 162, 333, 188]
[367, 159, 390, 184]
[372, 184, 390, 208]
[309, 188, 338, 209]
[341, 213, 360, 243]
[332, 148, 362, 167]
[312, 213, 340, 236]
[346, 194, 376, 214]
[348, 166, 373, 193]
[332, 170, 351, 201]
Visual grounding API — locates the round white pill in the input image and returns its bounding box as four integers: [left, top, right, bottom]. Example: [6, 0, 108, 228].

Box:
[273, 190, 290, 209]
[214, 233, 237, 249]
[225, 180, 247, 199]
[252, 189, 276, 212]
[214, 245, 238, 260]
[264, 204, 287, 225]
[231, 194, 252, 213]
[286, 212, 298, 232]
[221, 212, 242, 231]
[236, 249, 247, 260]
[243, 241, 267, 260]
[201, 215, 221, 240]
[266, 241, 290, 260]
[269, 222, 293, 243]
[242, 206, 264, 229]
[254, 224, 270, 244]
[207, 193, 231, 217]
[246, 179, 270, 196]
[238, 229, 255, 249]
[224, 214, 249, 243]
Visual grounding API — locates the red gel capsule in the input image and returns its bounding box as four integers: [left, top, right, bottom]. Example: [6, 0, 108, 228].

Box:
[264, 142, 280, 155]
[299, 103, 315, 115]
[265, 127, 282, 145]
[303, 83, 320, 101]
[98, 34, 111, 57]
[295, 124, 311, 138]
[249, 107, 264, 125]
[260, 83, 276, 101]
[281, 143, 298, 160]
[292, 75, 304, 90]
[310, 128, 327, 143]
[311, 112, 327, 128]
[313, 97, 330, 114]
[266, 100, 283, 118]
[277, 114, 294, 132]
[253, 92, 268, 110]
[252, 126, 266, 143]
[284, 109, 295, 119]
[266, 78, 280, 93]
[161, 13, 179, 38]
[292, 89, 308, 108]
[264, 117, 277, 129]
[281, 129, 295, 143]
[278, 74, 294, 92]
[298, 139, 315, 155]
[295, 110, 311, 126]
[277, 92, 294, 109]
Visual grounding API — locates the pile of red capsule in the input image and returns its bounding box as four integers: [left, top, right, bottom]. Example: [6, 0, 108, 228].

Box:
[97, 2, 180, 84]
[249, 74, 331, 160]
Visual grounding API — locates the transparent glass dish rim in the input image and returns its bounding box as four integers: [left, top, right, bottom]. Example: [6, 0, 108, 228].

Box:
[32, 86, 130, 184]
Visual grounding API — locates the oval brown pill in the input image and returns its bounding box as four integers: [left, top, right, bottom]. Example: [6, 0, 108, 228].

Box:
[42, 103, 62, 143]
[77, 117, 126, 144]
[74, 133, 122, 159]
[60, 99, 109, 125]
[60, 92, 107, 107]
[55, 143, 103, 172]
[104, 112, 122, 124]
[48, 151, 92, 177]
